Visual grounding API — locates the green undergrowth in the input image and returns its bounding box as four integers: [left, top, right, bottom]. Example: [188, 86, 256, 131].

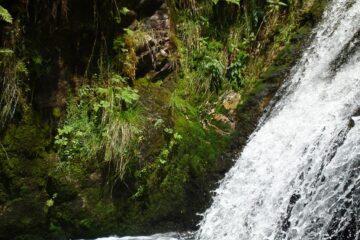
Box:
[0, 0, 329, 238]
[0, 105, 55, 239]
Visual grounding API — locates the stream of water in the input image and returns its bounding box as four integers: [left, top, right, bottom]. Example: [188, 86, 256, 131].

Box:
[95, 0, 360, 239]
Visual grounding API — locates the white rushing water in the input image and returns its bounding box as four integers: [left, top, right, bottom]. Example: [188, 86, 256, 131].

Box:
[196, 0, 360, 239]
[92, 233, 178, 240]
[95, 0, 360, 239]
[90, 232, 194, 240]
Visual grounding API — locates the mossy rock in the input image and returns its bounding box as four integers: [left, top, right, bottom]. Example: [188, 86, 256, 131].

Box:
[0, 109, 53, 239]
[0, 194, 48, 239]
[296, 0, 330, 30]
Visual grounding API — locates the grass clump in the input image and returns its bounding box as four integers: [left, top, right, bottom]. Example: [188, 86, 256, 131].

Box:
[55, 73, 143, 184]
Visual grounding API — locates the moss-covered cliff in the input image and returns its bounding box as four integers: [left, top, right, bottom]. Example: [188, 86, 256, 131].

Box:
[0, 0, 328, 239]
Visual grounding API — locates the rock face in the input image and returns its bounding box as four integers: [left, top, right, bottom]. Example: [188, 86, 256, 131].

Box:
[136, 2, 176, 80]
[223, 91, 241, 112]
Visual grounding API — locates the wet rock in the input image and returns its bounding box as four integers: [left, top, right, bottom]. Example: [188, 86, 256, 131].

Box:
[213, 113, 230, 123]
[135, 2, 176, 80]
[349, 108, 360, 128]
[0, 193, 48, 239]
[136, 0, 165, 17]
[222, 91, 241, 111]
[213, 113, 235, 130]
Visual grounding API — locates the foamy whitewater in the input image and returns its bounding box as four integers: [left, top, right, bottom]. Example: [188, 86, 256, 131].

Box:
[197, 0, 360, 239]
[95, 0, 360, 239]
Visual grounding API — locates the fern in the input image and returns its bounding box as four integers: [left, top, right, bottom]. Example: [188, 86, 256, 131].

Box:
[0, 5, 12, 23]
[224, 0, 240, 5]
[0, 48, 14, 56]
[212, 0, 240, 5]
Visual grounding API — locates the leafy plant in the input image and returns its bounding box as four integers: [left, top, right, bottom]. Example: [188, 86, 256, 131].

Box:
[158, 128, 183, 164]
[113, 2, 131, 24]
[92, 76, 142, 181]
[224, 0, 241, 5]
[119, 87, 140, 104]
[202, 56, 225, 93]
[169, 90, 196, 116]
[267, 0, 287, 12]
[226, 51, 248, 87]
[0, 5, 12, 23]
[189, 39, 226, 94]
[212, 0, 240, 5]
[154, 118, 165, 129]
[56, 73, 142, 183]
[0, 49, 13, 55]
[44, 193, 58, 214]
[55, 99, 101, 161]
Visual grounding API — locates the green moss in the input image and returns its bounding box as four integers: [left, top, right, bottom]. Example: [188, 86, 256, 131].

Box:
[0, 105, 55, 239]
[52, 107, 62, 119]
[146, 166, 188, 219]
[306, 0, 330, 22]
[2, 118, 50, 156]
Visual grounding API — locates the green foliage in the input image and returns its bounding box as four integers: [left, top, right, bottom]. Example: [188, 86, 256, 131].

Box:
[44, 194, 57, 214]
[0, 48, 14, 55]
[224, 0, 241, 5]
[1, 107, 51, 157]
[0, 13, 28, 127]
[132, 111, 229, 220]
[55, 99, 101, 161]
[202, 56, 225, 93]
[0, 5, 12, 23]
[0, 54, 28, 127]
[154, 118, 165, 129]
[157, 128, 183, 165]
[174, 116, 227, 171]
[113, 36, 127, 53]
[94, 86, 139, 112]
[119, 87, 140, 104]
[56, 73, 142, 182]
[114, 6, 131, 24]
[113, 24, 149, 79]
[212, 0, 240, 5]
[267, 0, 287, 7]
[189, 39, 226, 94]
[176, 19, 202, 50]
[226, 51, 248, 88]
[267, 0, 288, 12]
[169, 90, 196, 116]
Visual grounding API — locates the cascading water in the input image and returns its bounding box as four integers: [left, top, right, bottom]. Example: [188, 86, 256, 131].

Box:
[196, 0, 360, 239]
[94, 0, 360, 239]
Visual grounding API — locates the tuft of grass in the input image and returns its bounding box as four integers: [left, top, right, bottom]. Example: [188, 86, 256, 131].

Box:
[0, 23, 27, 127]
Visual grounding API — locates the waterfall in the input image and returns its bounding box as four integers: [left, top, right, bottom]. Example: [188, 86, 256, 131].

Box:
[196, 0, 360, 239]
[94, 1, 360, 239]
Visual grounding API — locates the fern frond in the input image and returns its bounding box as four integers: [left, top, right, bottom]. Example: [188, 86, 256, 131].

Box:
[0, 5, 12, 23]
[0, 48, 14, 55]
